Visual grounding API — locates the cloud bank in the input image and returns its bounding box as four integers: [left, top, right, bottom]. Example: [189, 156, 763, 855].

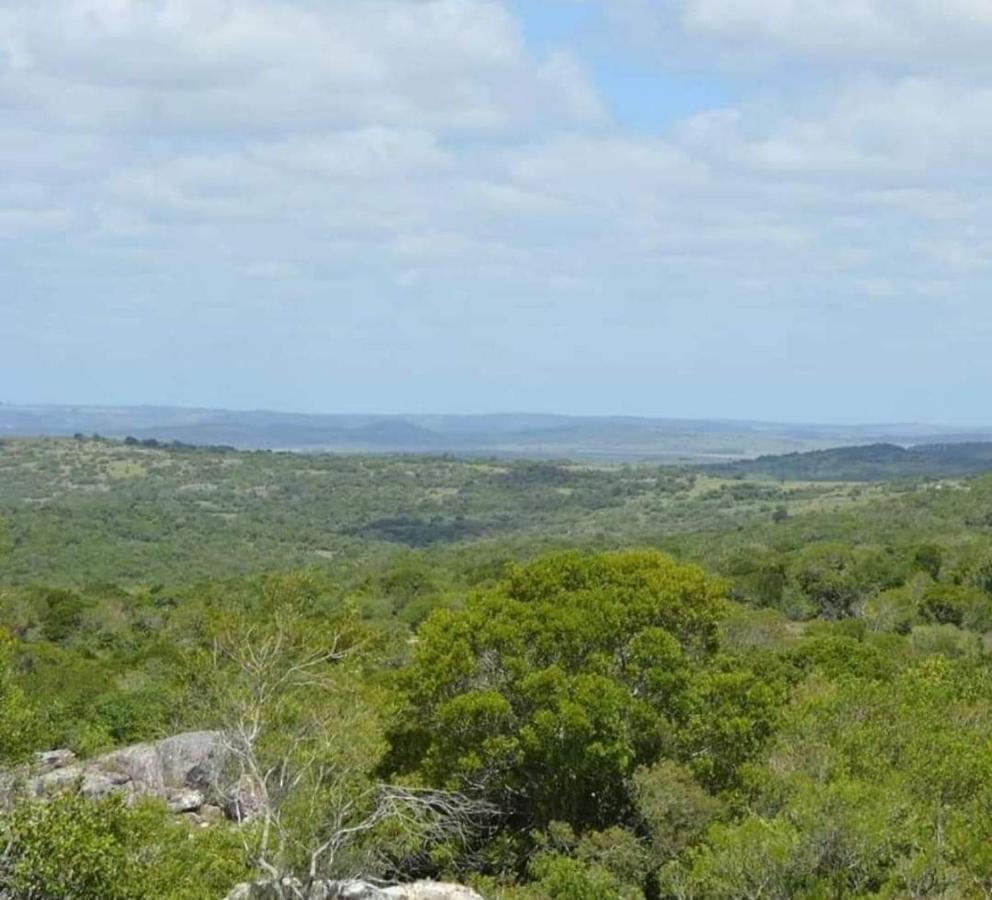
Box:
[3, 0, 991, 420]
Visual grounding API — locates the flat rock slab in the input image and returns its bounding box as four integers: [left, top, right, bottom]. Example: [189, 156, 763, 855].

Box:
[5, 731, 228, 812]
[226, 881, 485, 900]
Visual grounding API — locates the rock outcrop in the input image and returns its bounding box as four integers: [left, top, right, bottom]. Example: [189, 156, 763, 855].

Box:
[1, 731, 232, 822]
[5, 738, 488, 899]
[225, 880, 485, 900]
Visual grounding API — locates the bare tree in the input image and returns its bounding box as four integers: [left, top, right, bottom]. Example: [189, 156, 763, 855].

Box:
[207, 606, 493, 898]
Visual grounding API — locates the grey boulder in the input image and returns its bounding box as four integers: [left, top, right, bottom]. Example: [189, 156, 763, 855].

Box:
[13, 731, 228, 811]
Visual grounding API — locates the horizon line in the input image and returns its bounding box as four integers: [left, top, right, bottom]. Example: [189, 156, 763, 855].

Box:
[3, 400, 992, 432]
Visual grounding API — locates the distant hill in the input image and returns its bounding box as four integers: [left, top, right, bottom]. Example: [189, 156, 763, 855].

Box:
[710, 442, 992, 481]
[4, 403, 992, 462]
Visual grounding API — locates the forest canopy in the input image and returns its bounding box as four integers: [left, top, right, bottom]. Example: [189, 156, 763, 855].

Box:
[5, 438, 992, 897]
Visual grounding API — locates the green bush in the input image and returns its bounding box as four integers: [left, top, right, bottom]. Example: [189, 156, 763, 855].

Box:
[0, 794, 250, 900]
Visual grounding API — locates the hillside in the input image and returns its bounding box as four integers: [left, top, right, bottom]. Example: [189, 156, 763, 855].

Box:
[0, 436, 888, 586]
[5, 403, 992, 461]
[7, 438, 992, 896]
[711, 441, 992, 481]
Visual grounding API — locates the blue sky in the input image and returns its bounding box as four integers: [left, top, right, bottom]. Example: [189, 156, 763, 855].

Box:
[3, 0, 992, 423]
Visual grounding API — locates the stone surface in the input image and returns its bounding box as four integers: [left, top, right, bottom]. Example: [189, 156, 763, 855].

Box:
[159, 731, 228, 790]
[35, 749, 75, 771]
[384, 884, 484, 900]
[225, 881, 485, 900]
[199, 802, 226, 823]
[167, 788, 205, 813]
[98, 742, 162, 792]
[32, 764, 85, 796]
[5, 731, 230, 815]
[80, 769, 132, 801]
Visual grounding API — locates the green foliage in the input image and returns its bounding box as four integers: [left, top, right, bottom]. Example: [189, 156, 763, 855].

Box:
[663, 777, 907, 899]
[395, 551, 727, 837]
[861, 584, 920, 634]
[574, 826, 651, 888]
[718, 546, 787, 609]
[0, 795, 249, 900]
[919, 581, 992, 630]
[631, 760, 723, 864]
[909, 622, 981, 658]
[662, 815, 804, 899]
[718, 605, 791, 653]
[714, 440, 992, 482]
[10, 440, 992, 895]
[793, 631, 899, 681]
[191, 598, 411, 882]
[678, 656, 992, 898]
[0, 438, 892, 588]
[911, 542, 944, 578]
[0, 631, 42, 763]
[525, 853, 642, 900]
[679, 660, 790, 790]
[788, 543, 903, 620]
[2, 794, 137, 900]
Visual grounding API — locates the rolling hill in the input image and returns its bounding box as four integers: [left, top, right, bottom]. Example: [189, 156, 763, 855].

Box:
[5, 403, 992, 462]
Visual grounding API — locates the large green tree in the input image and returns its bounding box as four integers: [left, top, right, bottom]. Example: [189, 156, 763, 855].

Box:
[392, 551, 728, 835]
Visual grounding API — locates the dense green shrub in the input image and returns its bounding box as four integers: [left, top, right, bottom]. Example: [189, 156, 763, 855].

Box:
[0, 795, 250, 900]
[393, 552, 728, 833]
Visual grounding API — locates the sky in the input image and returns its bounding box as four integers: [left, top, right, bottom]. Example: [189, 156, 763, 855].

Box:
[3, 0, 992, 423]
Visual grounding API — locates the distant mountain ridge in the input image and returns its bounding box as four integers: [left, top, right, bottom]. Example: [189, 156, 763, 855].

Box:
[3, 403, 992, 462]
[710, 441, 992, 481]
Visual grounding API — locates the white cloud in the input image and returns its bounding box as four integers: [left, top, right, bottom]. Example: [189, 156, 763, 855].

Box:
[0, 206, 74, 237]
[608, 0, 992, 65]
[5, 0, 992, 422]
[251, 129, 452, 180]
[0, 0, 603, 134]
[678, 77, 992, 188]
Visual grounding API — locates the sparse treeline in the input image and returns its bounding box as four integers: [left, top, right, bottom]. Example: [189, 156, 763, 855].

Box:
[5, 440, 992, 896]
